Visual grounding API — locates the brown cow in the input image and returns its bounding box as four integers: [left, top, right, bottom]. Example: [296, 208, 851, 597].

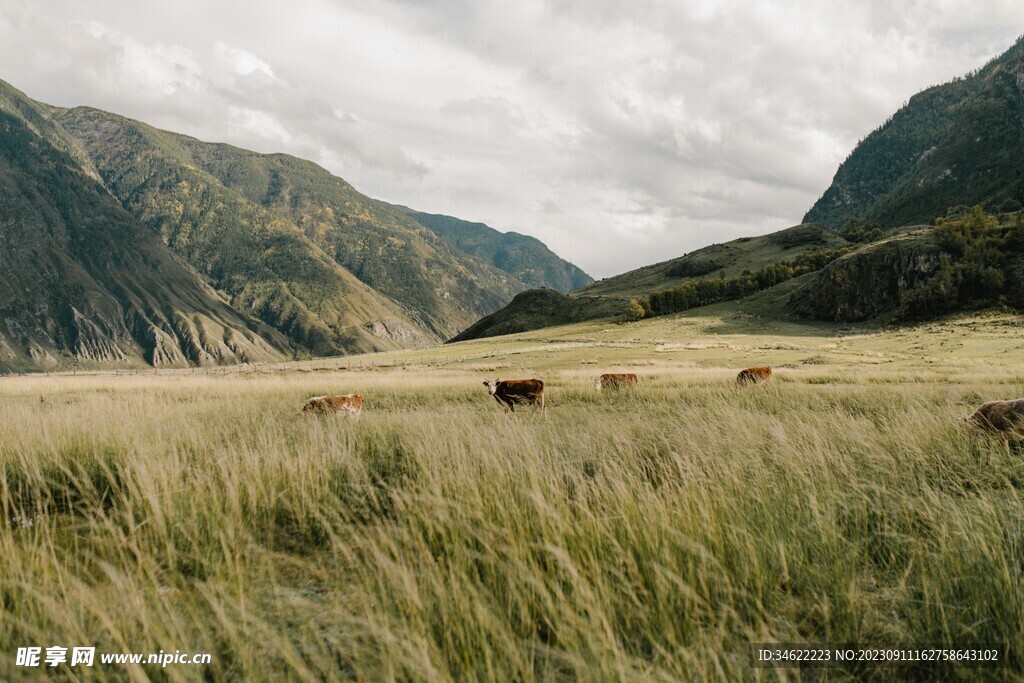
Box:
[302, 394, 364, 417]
[595, 373, 638, 391]
[965, 399, 1024, 437]
[737, 367, 772, 385]
[483, 379, 544, 414]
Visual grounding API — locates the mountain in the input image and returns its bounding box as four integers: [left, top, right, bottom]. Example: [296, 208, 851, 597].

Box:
[0, 79, 590, 371]
[789, 209, 1024, 322]
[449, 289, 621, 343]
[453, 37, 1024, 344]
[805, 36, 1024, 229]
[579, 224, 849, 299]
[451, 208, 1024, 340]
[0, 82, 289, 372]
[449, 224, 851, 341]
[54, 106, 436, 355]
[55, 106, 526, 345]
[404, 212, 593, 293]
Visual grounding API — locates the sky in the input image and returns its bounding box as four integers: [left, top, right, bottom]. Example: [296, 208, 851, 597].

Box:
[1, 1, 1022, 278]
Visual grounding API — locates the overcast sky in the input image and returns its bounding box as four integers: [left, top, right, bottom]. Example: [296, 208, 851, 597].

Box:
[1, 1, 1022, 278]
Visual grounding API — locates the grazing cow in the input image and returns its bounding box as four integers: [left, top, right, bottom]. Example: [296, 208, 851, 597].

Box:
[594, 373, 639, 391]
[483, 379, 545, 414]
[302, 394, 364, 417]
[965, 399, 1024, 437]
[737, 367, 772, 385]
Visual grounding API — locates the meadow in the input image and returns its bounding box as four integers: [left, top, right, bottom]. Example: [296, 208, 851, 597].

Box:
[2, 307, 1024, 681]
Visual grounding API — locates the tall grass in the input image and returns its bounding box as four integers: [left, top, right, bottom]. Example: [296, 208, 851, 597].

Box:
[0, 369, 1022, 680]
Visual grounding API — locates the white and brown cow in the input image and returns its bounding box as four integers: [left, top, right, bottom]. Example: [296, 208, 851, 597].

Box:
[965, 399, 1024, 437]
[302, 394, 364, 417]
[483, 379, 545, 414]
[737, 367, 772, 385]
[594, 373, 638, 391]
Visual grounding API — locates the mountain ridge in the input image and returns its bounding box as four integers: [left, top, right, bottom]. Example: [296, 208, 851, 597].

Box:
[0, 79, 586, 371]
[448, 224, 852, 341]
[0, 85, 291, 372]
[404, 211, 593, 293]
[451, 37, 1024, 343]
[804, 36, 1024, 229]
[56, 104, 432, 355]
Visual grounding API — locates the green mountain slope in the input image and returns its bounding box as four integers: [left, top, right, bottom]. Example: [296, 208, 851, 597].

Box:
[449, 289, 621, 343]
[451, 208, 1024, 341]
[56, 106, 433, 355]
[0, 83, 289, 371]
[580, 224, 849, 299]
[805, 36, 1024, 228]
[450, 224, 851, 341]
[790, 209, 1024, 322]
[1, 79, 599, 370]
[56, 105, 527, 341]
[241, 161, 524, 338]
[404, 212, 593, 293]
[171, 140, 526, 336]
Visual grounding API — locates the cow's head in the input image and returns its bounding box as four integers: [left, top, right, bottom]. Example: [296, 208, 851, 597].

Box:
[483, 379, 499, 395]
[594, 377, 603, 391]
[965, 410, 991, 430]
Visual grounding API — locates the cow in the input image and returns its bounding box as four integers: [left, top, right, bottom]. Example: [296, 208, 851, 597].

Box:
[737, 367, 772, 385]
[965, 399, 1024, 438]
[302, 394, 364, 417]
[483, 379, 545, 414]
[594, 373, 638, 391]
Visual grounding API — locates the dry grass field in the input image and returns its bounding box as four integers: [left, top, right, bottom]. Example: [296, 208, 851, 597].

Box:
[2, 307, 1024, 681]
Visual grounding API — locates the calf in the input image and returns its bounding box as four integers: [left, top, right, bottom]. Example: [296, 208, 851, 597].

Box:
[965, 399, 1024, 437]
[302, 394, 364, 417]
[737, 367, 772, 385]
[483, 379, 544, 414]
[594, 373, 638, 391]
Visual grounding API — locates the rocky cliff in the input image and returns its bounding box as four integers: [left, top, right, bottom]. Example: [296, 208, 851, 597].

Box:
[787, 232, 944, 322]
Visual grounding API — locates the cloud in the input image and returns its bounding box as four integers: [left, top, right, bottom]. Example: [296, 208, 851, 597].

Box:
[0, 2, 432, 181]
[1, 0, 1022, 277]
[81, 21, 206, 97]
[227, 106, 292, 143]
[213, 42, 276, 79]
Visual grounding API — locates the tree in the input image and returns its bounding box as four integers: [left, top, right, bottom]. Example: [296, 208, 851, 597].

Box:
[626, 298, 646, 321]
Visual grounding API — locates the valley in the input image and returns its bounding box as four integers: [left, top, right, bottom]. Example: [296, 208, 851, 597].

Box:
[4, 20, 1024, 682]
[2, 306, 1022, 680]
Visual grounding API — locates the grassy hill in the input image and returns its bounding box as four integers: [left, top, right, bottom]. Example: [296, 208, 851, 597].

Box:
[449, 288, 622, 343]
[805, 36, 1024, 228]
[453, 209, 1024, 340]
[450, 224, 854, 341]
[581, 223, 850, 298]
[0, 82, 290, 372]
[405, 211, 593, 293]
